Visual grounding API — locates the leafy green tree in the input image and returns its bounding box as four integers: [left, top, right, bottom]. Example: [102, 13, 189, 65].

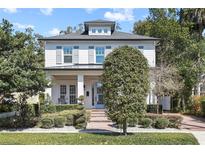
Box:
[0, 19, 48, 103]
[180, 8, 205, 40]
[133, 9, 205, 111]
[102, 46, 149, 135]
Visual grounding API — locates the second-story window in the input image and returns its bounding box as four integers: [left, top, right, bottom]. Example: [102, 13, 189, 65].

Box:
[92, 29, 96, 33]
[97, 29, 102, 33]
[63, 47, 72, 63]
[104, 29, 108, 33]
[96, 47, 105, 64]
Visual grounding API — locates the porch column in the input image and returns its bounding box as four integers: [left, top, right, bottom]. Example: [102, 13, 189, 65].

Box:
[45, 73, 52, 102]
[77, 74, 84, 103]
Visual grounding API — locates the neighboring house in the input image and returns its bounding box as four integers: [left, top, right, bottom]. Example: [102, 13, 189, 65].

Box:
[40, 20, 165, 109]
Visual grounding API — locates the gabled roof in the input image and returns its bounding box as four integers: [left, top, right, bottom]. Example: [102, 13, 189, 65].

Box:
[39, 31, 159, 41]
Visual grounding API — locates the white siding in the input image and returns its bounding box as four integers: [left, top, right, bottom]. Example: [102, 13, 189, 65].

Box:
[45, 41, 156, 67]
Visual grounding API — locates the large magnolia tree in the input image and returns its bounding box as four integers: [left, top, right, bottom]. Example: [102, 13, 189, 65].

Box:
[0, 19, 48, 103]
[102, 46, 149, 135]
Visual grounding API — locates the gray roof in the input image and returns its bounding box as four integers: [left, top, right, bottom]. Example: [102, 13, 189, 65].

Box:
[40, 31, 159, 41]
[84, 19, 115, 24]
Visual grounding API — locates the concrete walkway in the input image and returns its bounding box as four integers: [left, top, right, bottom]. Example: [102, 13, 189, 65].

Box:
[181, 115, 205, 131]
[84, 109, 113, 132]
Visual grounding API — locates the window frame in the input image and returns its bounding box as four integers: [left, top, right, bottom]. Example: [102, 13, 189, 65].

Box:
[69, 85, 76, 104]
[97, 29, 102, 33]
[60, 85, 67, 100]
[104, 29, 108, 33]
[92, 29, 96, 33]
[63, 46, 73, 63]
[95, 47, 105, 64]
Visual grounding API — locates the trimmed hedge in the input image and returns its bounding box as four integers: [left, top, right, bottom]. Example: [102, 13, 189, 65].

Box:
[40, 117, 54, 129]
[54, 116, 66, 128]
[147, 104, 163, 114]
[154, 118, 169, 129]
[201, 100, 205, 116]
[40, 104, 56, 113]
[145, 113, 183, 128]
[39, 109, 88, 129]
[55, 104, 84, 112]
[141, 118, 153, 128]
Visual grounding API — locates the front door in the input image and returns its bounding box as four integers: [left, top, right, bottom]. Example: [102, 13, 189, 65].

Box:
[95, 82, 104, 108]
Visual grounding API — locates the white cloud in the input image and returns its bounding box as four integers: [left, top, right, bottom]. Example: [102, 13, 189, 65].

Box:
[48, 28, 60, 36]
[13, 22, 35, 29]
[104, 9, 134, 21]
[3, 8, 18, 13]
[85, 8, 97, 14]
[40, 8, 53, 16]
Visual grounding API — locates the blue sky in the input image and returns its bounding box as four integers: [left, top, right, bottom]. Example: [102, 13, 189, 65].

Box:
[0, 8, 149, 36]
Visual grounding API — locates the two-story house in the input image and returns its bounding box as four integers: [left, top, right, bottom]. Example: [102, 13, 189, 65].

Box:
[40, 20, 161, 109]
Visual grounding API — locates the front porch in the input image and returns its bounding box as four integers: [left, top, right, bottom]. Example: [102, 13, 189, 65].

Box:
[46, 70, 104, 109]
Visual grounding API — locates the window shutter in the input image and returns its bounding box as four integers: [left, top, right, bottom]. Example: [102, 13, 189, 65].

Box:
[73, 47, 79, 64]
[88, 46, 94, 64]
[105, 46, 112, 57]
[56, 46, 62, 64]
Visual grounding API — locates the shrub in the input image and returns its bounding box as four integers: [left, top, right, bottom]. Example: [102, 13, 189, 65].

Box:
[65, 114, 74, 126]
[201, 100, 205, 117]
[154, 118, 169, 129]
[54, 116, 66, 128]
[0, 116, 20, 128]
[0, 103, 18, 113]
[145, 113, 182, 128]
[141, 118, 153, 128]
[18, 104, 38, 127]
[55, 104, 84, 112]
[147, 104, 163, 114]
[75, 116, 86, 124]
[41, 104, 56, 113]
[40, 117, 54, 129]
[166, 115, 183, 128]
[75, 123, 87, 129]
[128, 118, 138, 127]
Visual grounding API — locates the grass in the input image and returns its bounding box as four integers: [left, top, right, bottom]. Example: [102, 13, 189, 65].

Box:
[0, 133, 199, 145]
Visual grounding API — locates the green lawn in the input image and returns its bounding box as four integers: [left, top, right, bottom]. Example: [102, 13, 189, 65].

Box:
[0, 133, 198, 145]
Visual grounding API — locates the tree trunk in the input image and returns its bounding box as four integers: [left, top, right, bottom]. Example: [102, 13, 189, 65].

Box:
[177, 97, 181, 111]
[123, 119, 127, 136]
[182, 96, 185, 112]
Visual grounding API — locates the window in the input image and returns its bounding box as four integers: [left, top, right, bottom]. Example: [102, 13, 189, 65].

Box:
[74, 46, 79, 49]
[92, 29, 96, 33]
[56, 46, 62, 49]
[138, 46, 144, 49]
[106, 46, 111, 49]
[96, 47, 105, 64]
[69, 85, 76, 104]
[89, 46, 94, 49]
[97, 29, 102, 33]
[63, 47, 72, 63]
[104, 29, 108, 33]
[60, 85, 67, 100]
